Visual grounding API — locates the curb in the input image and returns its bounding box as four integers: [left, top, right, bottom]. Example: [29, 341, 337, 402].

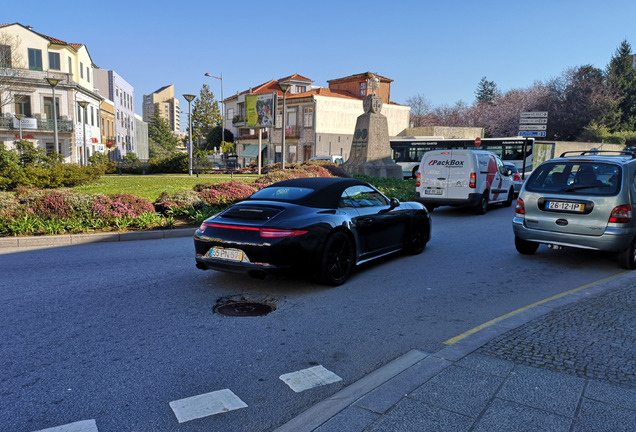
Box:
[0, 227, 197, 249]
[274, 270, 636, 432]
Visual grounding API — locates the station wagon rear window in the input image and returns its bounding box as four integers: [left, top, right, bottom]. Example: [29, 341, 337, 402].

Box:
[525, 162, 621, 196]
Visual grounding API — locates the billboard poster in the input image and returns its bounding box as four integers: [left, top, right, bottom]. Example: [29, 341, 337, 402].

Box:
[246, 93, 275, 127]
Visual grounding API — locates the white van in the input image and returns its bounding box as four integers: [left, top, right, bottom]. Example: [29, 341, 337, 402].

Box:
[416, 149, 515, 214]
[309, 155, 344, 165]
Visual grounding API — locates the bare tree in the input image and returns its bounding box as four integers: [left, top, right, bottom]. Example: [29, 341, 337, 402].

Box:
[0, 31, 25, 111]
[404, 93, 432, 127]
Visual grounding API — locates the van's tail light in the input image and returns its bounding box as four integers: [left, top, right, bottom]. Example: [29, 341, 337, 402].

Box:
[469, 172, 476, 188]
[609, 204, 632, 223]
[416, 171, 421, 188]
[515, 198, 525, 215]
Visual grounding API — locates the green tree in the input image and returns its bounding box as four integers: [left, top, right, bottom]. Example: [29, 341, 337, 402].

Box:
[475, 76, 500, 105]
[148, 109, 178, 158]
[191, 84, 221, 147]
[205, 126, 234, 151]
[606, 39, 636, 131]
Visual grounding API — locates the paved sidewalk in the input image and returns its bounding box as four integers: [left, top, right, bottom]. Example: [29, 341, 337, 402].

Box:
[277, 272, 636, 432]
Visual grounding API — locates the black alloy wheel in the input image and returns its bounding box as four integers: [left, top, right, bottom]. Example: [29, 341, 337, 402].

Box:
[405, 214, 429, 255]
[618, 236, 636, 269]
[319, 232, 354, 286]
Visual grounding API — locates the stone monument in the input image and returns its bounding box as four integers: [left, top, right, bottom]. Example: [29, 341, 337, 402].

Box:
[342, 76, 403, 179]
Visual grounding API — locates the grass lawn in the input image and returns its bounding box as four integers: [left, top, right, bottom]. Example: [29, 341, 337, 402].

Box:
[73, 174, 258, 202]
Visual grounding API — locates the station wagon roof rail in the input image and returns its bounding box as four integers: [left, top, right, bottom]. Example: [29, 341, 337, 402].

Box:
[558, 150, 636, 158]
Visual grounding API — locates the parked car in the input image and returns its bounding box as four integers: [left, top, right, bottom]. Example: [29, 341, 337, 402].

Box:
[416, 149, 515, 214]
[504, 162, 524, 197]
[513, 150, 636, 269]
[309, 155, 344, 165]
[194, 177, 431, 285]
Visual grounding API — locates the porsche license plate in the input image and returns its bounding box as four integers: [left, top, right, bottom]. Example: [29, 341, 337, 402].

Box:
[546, 201, 585, 212]
[210, 248, 243, 261]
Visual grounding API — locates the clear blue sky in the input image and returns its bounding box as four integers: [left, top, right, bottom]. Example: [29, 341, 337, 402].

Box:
[5, 0, 636, 118]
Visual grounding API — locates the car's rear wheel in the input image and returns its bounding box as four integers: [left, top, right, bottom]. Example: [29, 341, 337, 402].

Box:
[405, 214, 429, 255]
[618, 237, 636, 269]
[475, 194, 489, 215]
[319, 232, 354, 286]
[515, 236, 539, 255]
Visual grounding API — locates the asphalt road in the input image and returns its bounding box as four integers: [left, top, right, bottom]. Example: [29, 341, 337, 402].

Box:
[0, 204, 624, 432]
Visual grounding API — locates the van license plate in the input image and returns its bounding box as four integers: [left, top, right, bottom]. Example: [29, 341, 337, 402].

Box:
[546, 201, 585, 212]
[210, 248, 243, 261]
[425, 189, 443, 195]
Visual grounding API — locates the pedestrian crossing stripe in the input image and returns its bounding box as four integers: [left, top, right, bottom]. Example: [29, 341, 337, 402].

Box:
[32, 419, 98, 432]
[279, 365, 343, 393]
[169, 389, 248, 423]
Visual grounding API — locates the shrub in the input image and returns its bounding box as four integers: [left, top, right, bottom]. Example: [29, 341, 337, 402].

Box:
[148, 153, 189, 174]
[198, 181, 261, 206]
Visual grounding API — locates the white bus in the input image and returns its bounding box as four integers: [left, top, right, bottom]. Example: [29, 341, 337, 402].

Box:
[390, 136, 535, 179]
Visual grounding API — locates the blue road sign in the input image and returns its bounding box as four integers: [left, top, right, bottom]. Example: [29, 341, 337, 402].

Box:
[518, 131, 546, 137]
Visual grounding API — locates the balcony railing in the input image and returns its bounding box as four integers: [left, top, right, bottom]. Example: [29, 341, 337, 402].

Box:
[285, 125, 301, 138]
[0, 116, 74, 133]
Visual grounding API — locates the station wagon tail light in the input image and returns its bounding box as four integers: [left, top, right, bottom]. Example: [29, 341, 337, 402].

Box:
[515, 198, 525, 215]
[199, 222, 307, 238]
[609, 204, 632, 223]
[469, 172, 476, 188]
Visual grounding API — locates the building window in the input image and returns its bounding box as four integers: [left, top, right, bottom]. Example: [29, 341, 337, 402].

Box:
[276, 109, 282, 128]
[296, 85, 306, 93]
[48, 52, 60, 70]
[304, 107, 313, 127]
[86, 66, 90, 82]
[91, 106, 95, 126]
[15, 95, 31, 116]
[28, 48, 42, 71]
[226, 107, 234, 120]
[359, 82, 367, 97]
[43, 96, 59, 121]
[0, 45, 12, 68]
[80, 62, 84, 78]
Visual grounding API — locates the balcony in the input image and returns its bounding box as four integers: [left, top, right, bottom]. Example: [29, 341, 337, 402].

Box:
[0, 115, 74, 133]
[285, 125, 300, 138]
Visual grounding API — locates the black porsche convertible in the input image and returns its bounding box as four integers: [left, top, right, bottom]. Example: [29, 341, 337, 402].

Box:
[194, 177, 431, 285]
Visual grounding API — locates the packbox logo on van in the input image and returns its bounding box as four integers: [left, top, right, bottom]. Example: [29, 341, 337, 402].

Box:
[428, 159, 464, 167]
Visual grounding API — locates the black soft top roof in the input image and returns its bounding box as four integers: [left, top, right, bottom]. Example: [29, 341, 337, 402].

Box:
[246, 177, 369, 209]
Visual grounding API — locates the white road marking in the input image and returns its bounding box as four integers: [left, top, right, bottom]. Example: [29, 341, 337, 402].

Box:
[279, 365, 343, 393]
[33, 419, 98, 432]
[169, 389, 248, 423]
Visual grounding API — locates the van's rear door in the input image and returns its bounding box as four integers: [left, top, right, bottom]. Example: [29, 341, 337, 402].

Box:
[446, 150, 473, 200]
[420, 151, 452, 198]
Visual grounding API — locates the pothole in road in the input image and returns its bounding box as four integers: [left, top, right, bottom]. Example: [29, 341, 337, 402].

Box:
[214, 297, 277, 317]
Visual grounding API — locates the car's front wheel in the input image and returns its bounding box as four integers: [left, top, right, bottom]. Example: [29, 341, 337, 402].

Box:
[618, 237, 636, 269]
[405, 214, 430, 255]
[319, 232, 355, 286]
[515, 236, 539, 255]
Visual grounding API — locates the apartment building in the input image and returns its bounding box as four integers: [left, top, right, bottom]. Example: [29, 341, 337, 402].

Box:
[224, 72, 410, 167]
[94, 69, 136, 158]
[142, 85, 180, 135]
[0, 23, 103, 164]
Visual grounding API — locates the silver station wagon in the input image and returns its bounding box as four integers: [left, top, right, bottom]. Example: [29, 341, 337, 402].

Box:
[513, 150, 636, 269]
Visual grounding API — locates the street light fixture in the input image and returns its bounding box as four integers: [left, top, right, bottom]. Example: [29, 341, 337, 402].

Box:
[45, 77, 61, 154]
[183, 94, 196, 176]
[278, 83, 291, 169]
[78, 101, 89, 166]
[14, 114, 25, 140]
[204, 73, 224, 149]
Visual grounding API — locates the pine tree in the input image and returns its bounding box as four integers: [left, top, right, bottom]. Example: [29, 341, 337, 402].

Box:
[475, 76, 500, 105]
[191, 84, 222, 147]
[148, 108, 178, 157]
[606, 40, 636, 131]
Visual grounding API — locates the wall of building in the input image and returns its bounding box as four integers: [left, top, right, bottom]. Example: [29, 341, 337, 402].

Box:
[400, 126, 485, 139]
[134, 114, 149, 160]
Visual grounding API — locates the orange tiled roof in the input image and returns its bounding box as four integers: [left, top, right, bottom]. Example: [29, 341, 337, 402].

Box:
[328, 72, 393, 84]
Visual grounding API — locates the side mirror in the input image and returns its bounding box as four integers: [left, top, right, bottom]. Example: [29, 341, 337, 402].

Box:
[389, 197, 400, 209]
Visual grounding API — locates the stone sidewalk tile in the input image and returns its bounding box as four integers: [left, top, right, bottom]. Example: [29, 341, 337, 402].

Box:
[472, 398, 572, 432]
[571, 398, 636, 432]
[369, 397, 474, 432]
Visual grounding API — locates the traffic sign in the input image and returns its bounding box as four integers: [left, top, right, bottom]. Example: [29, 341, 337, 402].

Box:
[475, 137, 481, 147]
[520, 111, 548, 118]
[518, 131, 546, 137]
[519, 125, 547, 131]
[520, 118, 548, 124]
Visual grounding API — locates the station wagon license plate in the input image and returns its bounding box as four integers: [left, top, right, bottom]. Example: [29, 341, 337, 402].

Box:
[546, 201, 585, 212]
[425, 188, 443, 195]
[210, 247, 243, 261]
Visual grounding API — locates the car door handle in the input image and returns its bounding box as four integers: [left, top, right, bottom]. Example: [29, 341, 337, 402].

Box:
[358, 218, 374, 226]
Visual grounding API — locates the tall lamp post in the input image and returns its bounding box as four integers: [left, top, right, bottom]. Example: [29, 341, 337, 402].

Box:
[204, 73, 224, 148]
[78, 101, 89, 166]
[45, 77, 60, 154]
[14, 114, 25, 140]
[183, 94, 196, 176]
[278, 83, 291, 169]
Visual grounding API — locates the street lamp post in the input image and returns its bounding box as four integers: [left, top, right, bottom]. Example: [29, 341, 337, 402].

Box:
[14, 114, 25, 140]
[78, 101, 89, 166]
[278, 83, 291, 169]
[204, 73, 224, 148]
[45, 77, 61, 154]
[183, 94, 196, 176]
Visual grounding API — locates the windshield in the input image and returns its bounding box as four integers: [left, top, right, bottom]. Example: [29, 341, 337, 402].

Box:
[525, 162, 621, 196]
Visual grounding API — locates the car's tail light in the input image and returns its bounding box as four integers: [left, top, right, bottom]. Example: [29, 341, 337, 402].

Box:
[515, 198, 525, 215]
[259, 228, 308, 238]
[609, 204, 632, 223]
[469, 172, 476, 188]
[416, 171, 421, 188]
[198, 222, 307, 238]
[514, 173, 520, 181]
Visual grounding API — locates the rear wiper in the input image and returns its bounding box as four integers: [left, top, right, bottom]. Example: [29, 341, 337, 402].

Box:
[563, 184, 610, 192]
